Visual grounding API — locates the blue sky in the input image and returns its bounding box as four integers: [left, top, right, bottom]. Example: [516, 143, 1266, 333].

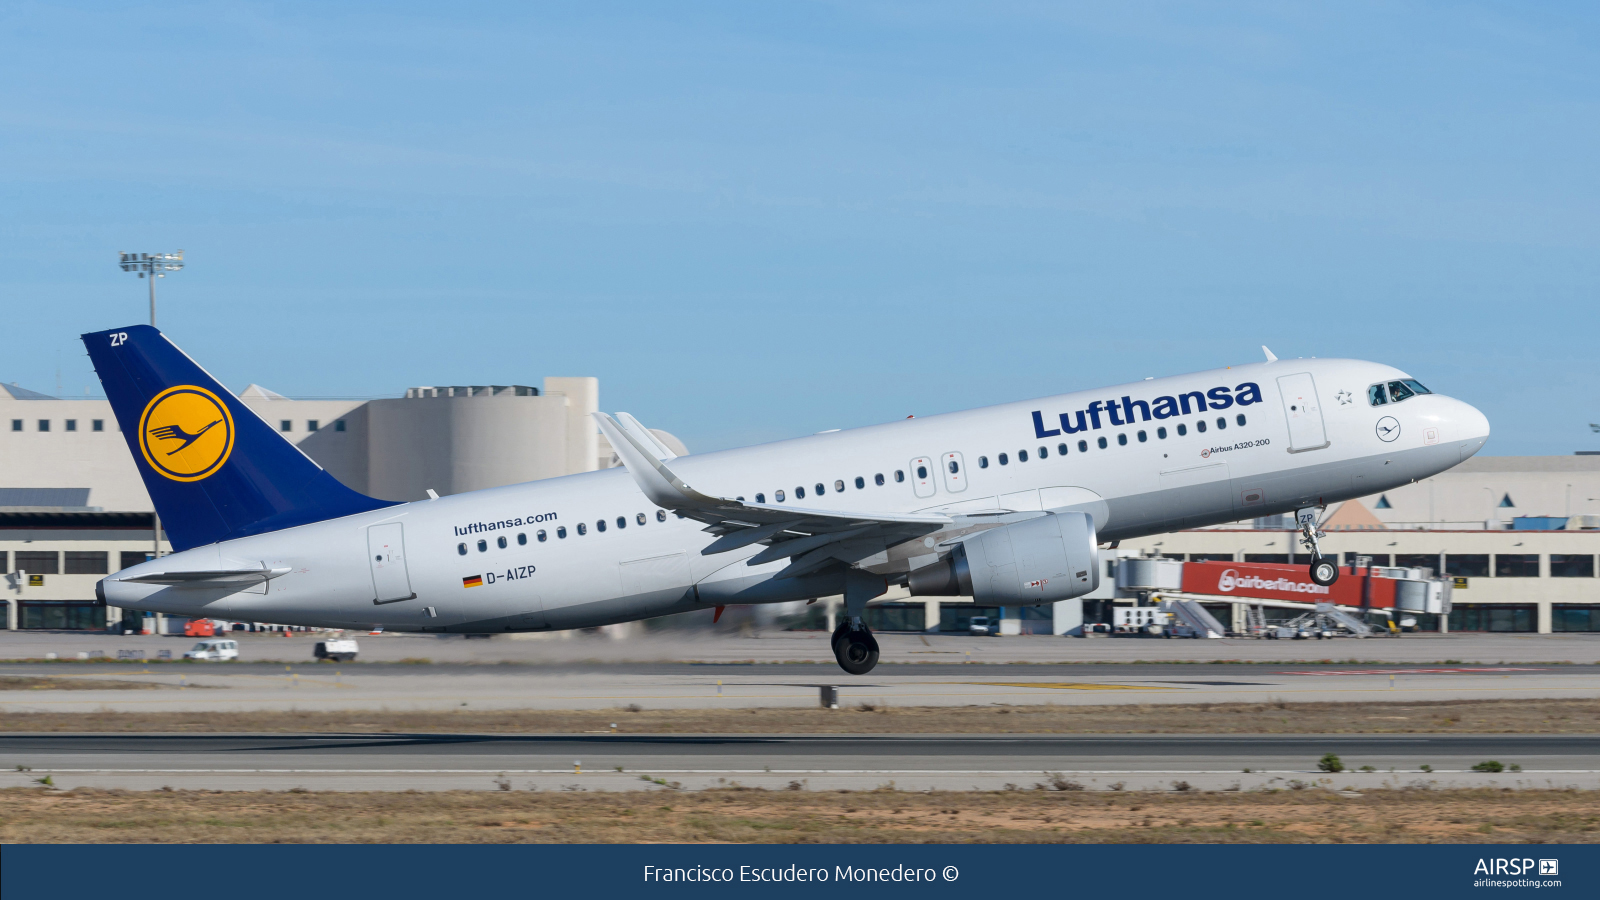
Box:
[2, 2, 1596, 454]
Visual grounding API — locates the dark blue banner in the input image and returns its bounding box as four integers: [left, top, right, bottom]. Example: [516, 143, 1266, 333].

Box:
[3, 845, 1594, 900]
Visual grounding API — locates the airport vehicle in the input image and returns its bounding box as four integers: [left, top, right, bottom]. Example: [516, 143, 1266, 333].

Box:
[314, 639, 360, 662]
[88, 326, 1489, 675]
[183, 639, 238, 661]
[967, 616, 993, 636]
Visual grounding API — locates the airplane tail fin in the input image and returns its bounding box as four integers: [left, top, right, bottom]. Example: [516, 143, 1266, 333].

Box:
[82, 325, 396, 551]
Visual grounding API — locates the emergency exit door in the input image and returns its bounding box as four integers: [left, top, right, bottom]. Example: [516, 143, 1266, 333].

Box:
[1276, 373, 1330, 452]
[368, 523, 415, 603]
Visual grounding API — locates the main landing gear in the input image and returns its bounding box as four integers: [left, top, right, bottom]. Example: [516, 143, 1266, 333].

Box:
[1297, 505, 1340, 587]
[832, 568, 888, 675]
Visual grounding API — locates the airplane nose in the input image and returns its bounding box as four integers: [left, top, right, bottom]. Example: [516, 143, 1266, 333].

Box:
[1453, 398, 1491, 459]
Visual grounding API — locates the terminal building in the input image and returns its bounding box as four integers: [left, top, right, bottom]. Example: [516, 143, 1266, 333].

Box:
[2, 378, 1595, 634]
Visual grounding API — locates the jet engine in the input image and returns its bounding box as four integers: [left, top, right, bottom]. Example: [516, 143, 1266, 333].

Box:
[907, 511, 1099, 605]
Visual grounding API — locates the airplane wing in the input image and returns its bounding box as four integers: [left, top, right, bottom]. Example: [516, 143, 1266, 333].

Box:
[593, 412, 951, 578]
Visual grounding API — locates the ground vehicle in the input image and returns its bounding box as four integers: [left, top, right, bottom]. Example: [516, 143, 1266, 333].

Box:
[183, 639, 238, 661]
[968, 616, 993, 636]
[314, 639, 359, 662]
[183, 619, 219, 637]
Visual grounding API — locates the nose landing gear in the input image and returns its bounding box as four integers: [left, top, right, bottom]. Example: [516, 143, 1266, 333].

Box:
[1297, 506, 1339, 587]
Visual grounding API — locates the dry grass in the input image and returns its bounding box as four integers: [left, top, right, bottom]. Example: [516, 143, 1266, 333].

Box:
[3, 786, 1597, 843]
[1, 697, 1595, 734]
[0, 675, 166, 692]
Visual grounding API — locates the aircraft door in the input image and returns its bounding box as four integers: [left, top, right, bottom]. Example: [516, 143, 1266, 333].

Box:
[1276, 373, 1330, 453]
[367, 523, 415, 603]
[940, 452, 967, 493]
[910, 457, 937, 499]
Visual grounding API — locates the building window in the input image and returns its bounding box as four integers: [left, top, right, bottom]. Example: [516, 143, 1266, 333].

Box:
[537, 530, 547, 542]
[64, 551, 108, 575]
[92, 420, 104, 432]
[518, 532, 528, 545]
[1395, 554, 1438, 571]
[1449, 604, 1535, 633]
[1552, 605, 1600, 632]
[14, 551, 58, 574]
[656, 510, 666, 522]
[1551, 555, 1595, 578]
[456, 543, 467, 555]
[307, 420, 319, 432]
[9, 420, 20, 432]
[497, 536, 507, 549]
[1445, 554, 1489, 577]
[557, 526, 568, 538]
[335, 420, 346, 432]
[37, 420, 49, 432]
[1236, 414, 1247, 426]
[477, 539, 488, 552]
[65, 420, 77, 432]
[280, 420, 292, 432]
[596, 519, 607, 532]
[1495, 554, 1540, 577]
[854, 477, 865, 489]
[1117, 433, 1127, 446]
[1097, 436, 1107, 449]
[636, 513, 647, 526]
[119, 551, 153, 570]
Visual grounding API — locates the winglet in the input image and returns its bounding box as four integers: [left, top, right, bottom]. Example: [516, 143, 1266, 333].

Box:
[616, 412, 677, 461]
[1261, 345, 1278, 363]
[592, 412, 721, 510]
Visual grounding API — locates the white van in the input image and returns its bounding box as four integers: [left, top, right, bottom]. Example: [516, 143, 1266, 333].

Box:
[314, 639, 359, 662]
[184, 639, 239, 661]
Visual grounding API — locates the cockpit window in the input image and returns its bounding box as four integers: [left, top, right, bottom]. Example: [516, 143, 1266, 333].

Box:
[1387, 381, 1415, 403]
[1368, 384, 1388, 406]
[1400, 378, 1431, 396]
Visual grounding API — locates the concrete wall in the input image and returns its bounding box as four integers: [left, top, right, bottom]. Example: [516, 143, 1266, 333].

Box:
[365, 394, 572, 500]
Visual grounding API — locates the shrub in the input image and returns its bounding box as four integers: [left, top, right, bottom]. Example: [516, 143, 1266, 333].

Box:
[1317, 753, 1344, 773]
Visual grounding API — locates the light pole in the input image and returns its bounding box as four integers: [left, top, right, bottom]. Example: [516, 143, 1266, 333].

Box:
[118, 251, 183, 567]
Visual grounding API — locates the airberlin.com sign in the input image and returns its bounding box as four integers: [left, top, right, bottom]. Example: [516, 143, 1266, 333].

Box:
[1179, 561, 1390, 607]
[1216, 569, 1330, 596]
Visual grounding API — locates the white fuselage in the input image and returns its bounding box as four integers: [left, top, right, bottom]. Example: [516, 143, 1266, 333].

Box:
[103, 358, 1490, 632]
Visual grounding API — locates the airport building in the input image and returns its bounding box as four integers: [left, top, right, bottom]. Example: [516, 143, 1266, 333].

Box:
[2, 378, 1595, 634]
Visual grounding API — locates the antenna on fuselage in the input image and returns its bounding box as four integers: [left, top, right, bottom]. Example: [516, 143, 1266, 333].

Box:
[1261, 346, 1278, 363]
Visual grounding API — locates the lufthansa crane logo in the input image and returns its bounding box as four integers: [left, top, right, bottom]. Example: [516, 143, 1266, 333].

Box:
[138, 385, 235, 482]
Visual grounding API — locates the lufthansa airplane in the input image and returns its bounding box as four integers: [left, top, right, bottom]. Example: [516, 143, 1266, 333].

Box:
[90, 326, 1489, 674]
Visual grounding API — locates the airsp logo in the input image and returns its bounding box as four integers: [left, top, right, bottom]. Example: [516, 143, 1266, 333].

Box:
[138, 385, 235, 482]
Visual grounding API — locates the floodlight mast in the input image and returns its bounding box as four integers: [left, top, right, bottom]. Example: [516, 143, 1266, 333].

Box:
[117, 251, 184, 572]
[117, 250, 183, 326]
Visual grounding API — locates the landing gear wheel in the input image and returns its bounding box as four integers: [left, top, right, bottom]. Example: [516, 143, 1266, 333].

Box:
[833, 627, 880, 675]
[1309, 556, 1339, 587]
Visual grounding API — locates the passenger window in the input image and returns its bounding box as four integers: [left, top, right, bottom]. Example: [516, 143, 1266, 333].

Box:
[1157, 427, 1167, 439]
[457, 543, 467, 555]
[577, 523, 587, 536]
[597, 519, 607, 532]
[1216, 417, 1226, 429]
[1078, 440, 1088, 452]
[616, 516, 626, 529]
[477, 539, 488, 552]
[978, 456, 988, 468]
[1387, 381, 1415, 403]
[1096, 436, 1107, 449]
[1018, 450, 1028, 462]
[894, 471, 905, 483]
[776, 489, 786, 502]
[835, 479, 845, 492]
[755, 493, 765, 503]
[1057, 443, 1068, 455]
[915, 465, 928, 479]
[1177, 424, 1187, 436]
[1117, 434, 1127, 446]
[1402, 379, 1431, 395]
[497, 536, 507, 549]
[1368, 384, 1388, 406]
[1137, 430, 1147, 442]
[517, 533, 527, 545]
[796, 486, 806, 499]
[816, 482, 826, 495]
[558, 526, 568, 538]
[656, 510, 667, 522]
[875, 474, 885, 486]
[537, 530, 547, 542]
[998, 453, 1009, 466]
[637, 513, 646, 525]
[1197, 420, 1207, 433]
[948, 460, 959, 474]
[1038, 446, 1047, 458]
[1236, 414, 1246, 426]
[854, 476, 865, 489]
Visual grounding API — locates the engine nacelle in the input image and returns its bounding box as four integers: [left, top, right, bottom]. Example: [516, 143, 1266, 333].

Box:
[907, 511, 1099, 605]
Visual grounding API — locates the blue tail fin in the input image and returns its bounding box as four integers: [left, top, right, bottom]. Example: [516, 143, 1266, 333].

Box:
[83, 325, 396, 551]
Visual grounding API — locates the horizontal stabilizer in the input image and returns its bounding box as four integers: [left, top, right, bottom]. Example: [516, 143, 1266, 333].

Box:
[117, 567, 291, 586]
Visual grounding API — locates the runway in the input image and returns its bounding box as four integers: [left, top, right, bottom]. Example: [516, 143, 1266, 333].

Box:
[4, 732, 1596, 793]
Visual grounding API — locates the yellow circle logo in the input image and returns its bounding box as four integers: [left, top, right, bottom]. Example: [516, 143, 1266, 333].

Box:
[138, 386, 235, 482]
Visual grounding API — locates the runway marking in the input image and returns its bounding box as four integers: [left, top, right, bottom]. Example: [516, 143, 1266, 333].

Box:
[962, 682, 1167, 691]
[1278, 667, 1545, 676]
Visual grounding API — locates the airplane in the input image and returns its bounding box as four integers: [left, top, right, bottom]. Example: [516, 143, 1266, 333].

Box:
[89, 326, 1490, 674]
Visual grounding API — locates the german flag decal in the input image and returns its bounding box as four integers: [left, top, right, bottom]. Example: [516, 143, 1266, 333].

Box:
[462, 575, 483, 588]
